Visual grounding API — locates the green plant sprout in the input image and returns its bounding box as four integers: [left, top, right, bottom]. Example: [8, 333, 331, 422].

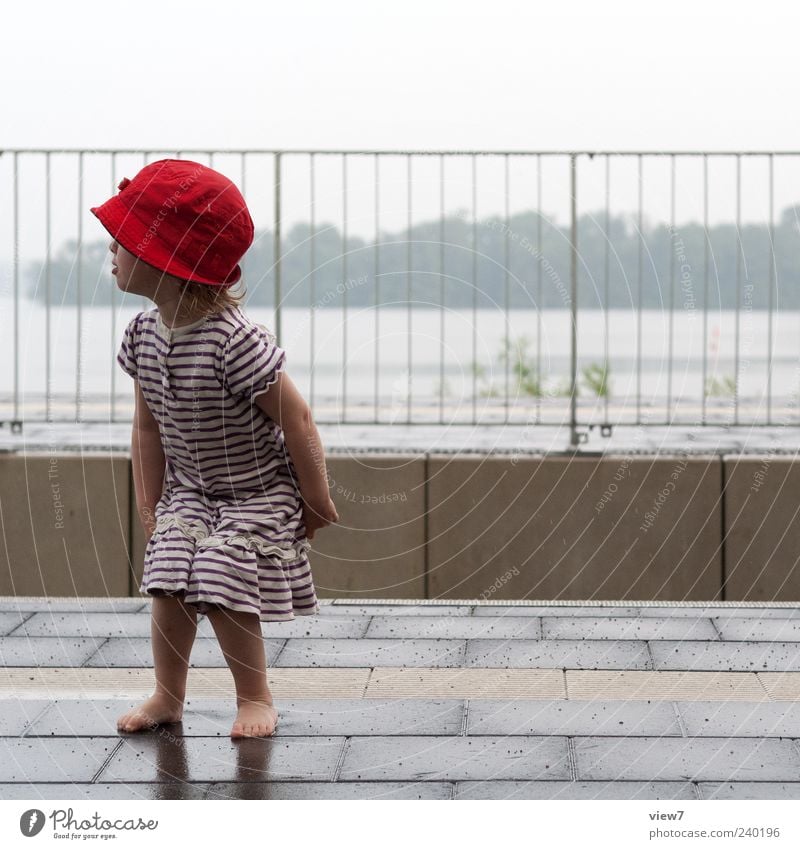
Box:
[581, 360, 611, 397]
[705, 374, 736, 397]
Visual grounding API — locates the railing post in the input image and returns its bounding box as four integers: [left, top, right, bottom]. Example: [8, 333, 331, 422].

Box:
[273, 152, 282, 343]
[569, 153, 579, 448]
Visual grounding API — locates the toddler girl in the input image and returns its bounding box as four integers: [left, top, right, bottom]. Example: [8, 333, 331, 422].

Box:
[90, 159, 339, 738]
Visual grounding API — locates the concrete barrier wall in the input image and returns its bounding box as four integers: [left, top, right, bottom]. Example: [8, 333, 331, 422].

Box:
[1, 452, 797, 602]
[723, 456, 800, 602]
[426, 454, 722, 602]
[0, 453, 131, 597]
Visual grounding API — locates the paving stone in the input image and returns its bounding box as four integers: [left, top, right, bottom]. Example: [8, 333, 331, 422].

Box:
[0, 599, 148, 613]
[339, 735, 571, 781]
[0, 612, 30, 635]
[650, 641, 800, 672]
[205, 781, 454, 799]
[713, 618, 800, 641]
[0, 782, 208, 799]
[13, 612, 369, 641]
[98, 735, 344, 782]
[677, 701, 800, 737]
[0, 699, 54, 735]
[0, 637, 105, 667]
[467, 699, 681, 736]
[472, 606, 641, 617]
[321, 605, 472, 616]
[698, 782, 800, 800]
[542, 616, 718, 641]
[258, 616, 370, 639]
[25, 698, 466, 737]
[275, 639, 466, 667]
[23, 700, 153, 737]
[639, 607, 800, 619]
[465, 639, 652, 669]
[455, 780, 699, 799]
[574, 736, 800, 782]
[0, 738, 118, 781]
[365, 616, 541, 639]
[18, 613, 154, 638]
[81, 637, 285, 668]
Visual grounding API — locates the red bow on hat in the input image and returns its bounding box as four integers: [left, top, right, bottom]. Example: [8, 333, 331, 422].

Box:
[117, 177, 131, 191]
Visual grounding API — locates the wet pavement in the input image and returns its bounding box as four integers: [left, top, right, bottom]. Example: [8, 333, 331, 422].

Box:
[2, 597, 800, 800]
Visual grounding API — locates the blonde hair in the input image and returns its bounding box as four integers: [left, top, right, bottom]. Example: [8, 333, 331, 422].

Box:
[177, 277, 247, 318]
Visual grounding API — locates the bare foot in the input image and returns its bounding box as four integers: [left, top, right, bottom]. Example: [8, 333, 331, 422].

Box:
[117, 694, 184, 733]
[231, 697, 278, 738]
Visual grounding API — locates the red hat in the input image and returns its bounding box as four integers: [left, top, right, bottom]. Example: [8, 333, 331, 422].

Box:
[90, 158, 254, 287]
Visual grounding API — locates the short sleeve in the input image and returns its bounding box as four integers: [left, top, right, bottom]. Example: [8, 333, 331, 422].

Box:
[116, 313, 141, 380]
[223, 322, 286, 402]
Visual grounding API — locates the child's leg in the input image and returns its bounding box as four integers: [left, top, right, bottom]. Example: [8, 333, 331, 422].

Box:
[117, 593, 198, 732]
[151, 592, 199, 703]
[204, 605, 277, 738]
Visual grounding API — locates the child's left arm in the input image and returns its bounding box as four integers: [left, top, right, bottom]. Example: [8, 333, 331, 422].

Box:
[255, 372, 339, 538]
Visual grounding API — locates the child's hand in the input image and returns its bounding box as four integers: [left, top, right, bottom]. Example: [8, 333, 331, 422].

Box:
[301, 496, 339, 540]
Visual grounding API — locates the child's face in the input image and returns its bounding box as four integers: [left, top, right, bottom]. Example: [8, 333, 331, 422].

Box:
[109, 239, 160, 296]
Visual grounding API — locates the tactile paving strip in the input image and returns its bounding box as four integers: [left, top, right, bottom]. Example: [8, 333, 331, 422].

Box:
[365, 668, 565, 698]
[0, 668, 370, 699]
[3, 667, 798, 700]
[566, 671, 772, 701]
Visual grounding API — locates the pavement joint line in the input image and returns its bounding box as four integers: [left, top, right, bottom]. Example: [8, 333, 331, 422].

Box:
[3, 668, 800, 700]
[331, 738, 350, 783]
[460, 700, 469, 736]
[92, 739, 124, 785]
[671, 701, 689, 738]
[567, 737, 578, 781]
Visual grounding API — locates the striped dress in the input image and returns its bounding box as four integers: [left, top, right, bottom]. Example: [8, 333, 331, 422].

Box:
[117, 304, 320, 622]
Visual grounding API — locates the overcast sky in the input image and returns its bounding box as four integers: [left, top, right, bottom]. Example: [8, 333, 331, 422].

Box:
[2, 0, 798, 152]
[1, 0, 799, 262]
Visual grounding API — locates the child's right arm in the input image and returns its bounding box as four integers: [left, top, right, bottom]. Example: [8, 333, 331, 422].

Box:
[130, 379, 165, 541]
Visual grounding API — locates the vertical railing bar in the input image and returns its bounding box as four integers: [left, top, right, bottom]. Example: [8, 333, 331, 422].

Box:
[374, 154, 380, 424]
[109, 152, 116, 422]
[439, 152, 445, 425]
[702, 153, 709, 425]
[140, 151, 148, 311]
[504, 153, 510, 423]
[636, 153, 643, 425]
[310, 152, 316, 414]
[239, 152, 247, 297]
[472, 155, 477, 424]
[668, 154, 675, 422]
[407, 153, 412, 423]
[273, 152, 282, 345]
[734, 154, 741, 426]
[46, 151, 53, 423]
[12, 152, 19, 424]
[342, 153, 348, 423]
[76, 151, 83, 422]
[569, 153, 578, 447]
[536, 153, 542, 425]
[604, 154, 610, 425]
[767, 152, 774, 424]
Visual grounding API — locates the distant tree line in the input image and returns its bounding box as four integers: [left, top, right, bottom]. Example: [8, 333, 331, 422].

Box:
[23, 205, 800, 309]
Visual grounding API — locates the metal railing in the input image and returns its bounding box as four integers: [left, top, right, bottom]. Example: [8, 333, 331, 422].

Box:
[2, 147, 799, 446]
